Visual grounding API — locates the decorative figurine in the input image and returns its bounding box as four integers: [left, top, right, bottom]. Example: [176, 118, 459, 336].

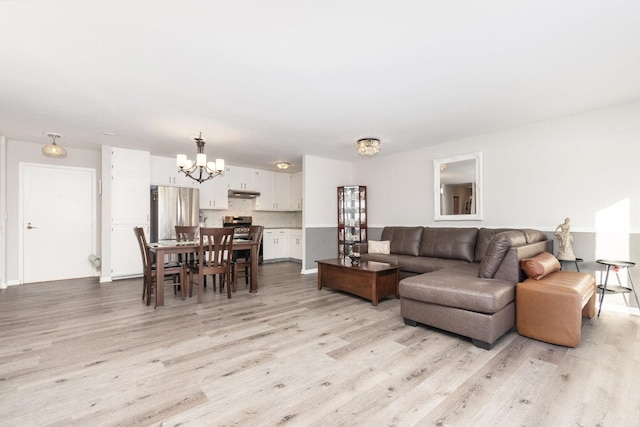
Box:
[555, 217, 576, 260]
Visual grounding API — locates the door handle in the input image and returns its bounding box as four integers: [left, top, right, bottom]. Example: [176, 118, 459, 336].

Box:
[27, 223, 38, 229]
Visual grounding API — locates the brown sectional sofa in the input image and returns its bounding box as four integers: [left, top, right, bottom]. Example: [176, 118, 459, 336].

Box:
[355, 227, 552, 349]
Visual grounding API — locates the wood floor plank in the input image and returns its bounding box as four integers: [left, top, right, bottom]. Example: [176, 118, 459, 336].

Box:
[1, 262, 640, 426]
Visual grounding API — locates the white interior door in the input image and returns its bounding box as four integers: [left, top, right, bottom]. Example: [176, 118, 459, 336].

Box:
[21, 163, 96, 283]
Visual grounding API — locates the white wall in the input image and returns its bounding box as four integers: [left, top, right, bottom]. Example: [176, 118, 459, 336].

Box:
[301, 155, 353, 271]
[302, 155, 353, 227]
[351, 100, 640, 314]
[5, 139, 102, 284]
[355, 100, 640, 232]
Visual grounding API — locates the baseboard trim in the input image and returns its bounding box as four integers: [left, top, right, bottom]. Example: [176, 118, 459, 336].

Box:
[3, 279, 21, 288]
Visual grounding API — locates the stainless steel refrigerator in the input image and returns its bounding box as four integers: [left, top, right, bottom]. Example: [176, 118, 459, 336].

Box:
[150, 186, 199, 243]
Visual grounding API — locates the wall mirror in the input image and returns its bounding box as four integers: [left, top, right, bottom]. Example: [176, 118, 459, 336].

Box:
[434, 152, 483, 221]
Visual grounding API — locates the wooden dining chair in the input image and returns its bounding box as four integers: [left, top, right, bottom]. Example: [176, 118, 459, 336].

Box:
[188, 227, 235, 303]
[175, 225, 203, 290]
[133, 227, 186, 307]
[175, 225, 198, 245]
[233, 225, 263, 293]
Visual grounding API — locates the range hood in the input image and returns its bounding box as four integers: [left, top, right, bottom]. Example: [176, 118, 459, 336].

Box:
[228, 189, 261, 199]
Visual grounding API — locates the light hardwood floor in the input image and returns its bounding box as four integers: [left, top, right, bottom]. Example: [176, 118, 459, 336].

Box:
[1, 262, 639, 426]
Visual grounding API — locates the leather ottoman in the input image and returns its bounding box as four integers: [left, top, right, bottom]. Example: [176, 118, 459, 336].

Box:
[516, 270, 596, 347]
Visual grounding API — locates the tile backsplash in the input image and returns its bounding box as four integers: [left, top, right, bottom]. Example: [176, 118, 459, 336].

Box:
[200, 198, 302, 228]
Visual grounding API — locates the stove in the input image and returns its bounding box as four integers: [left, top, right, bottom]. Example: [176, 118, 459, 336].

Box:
[223, 215, 263, 263]
[222, 215, 252, 239]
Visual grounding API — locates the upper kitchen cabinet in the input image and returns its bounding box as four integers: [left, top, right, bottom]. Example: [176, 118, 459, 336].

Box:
[254, 170, 291, 211]
[226, 165, 258, 191]
[290, 172, 302, 211]
[150, 155, 197, 187]
[199, 172, 229, 210]
[274, 173, 291, 210]
[254, 169, 274, 210]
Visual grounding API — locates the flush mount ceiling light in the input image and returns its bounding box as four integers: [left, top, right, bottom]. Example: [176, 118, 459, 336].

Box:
[276, 162, 290, 170]
[176, 132, 225, 183]
[357, 138, 381, 156]
[42, 133, 67, 158]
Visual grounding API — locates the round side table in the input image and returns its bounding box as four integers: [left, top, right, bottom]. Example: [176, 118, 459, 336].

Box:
[596, 259, 639, 317]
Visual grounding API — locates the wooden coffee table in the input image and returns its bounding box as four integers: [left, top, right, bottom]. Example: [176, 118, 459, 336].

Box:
[316, 258, 401, 306]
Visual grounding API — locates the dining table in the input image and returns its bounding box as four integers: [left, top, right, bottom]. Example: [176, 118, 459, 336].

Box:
[149, 239, 260, 307]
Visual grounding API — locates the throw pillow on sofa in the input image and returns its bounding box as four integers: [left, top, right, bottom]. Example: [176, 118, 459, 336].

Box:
[521, 251, 561, 280]
[368, 240, 391, 254]
[381, 226, 423, 256]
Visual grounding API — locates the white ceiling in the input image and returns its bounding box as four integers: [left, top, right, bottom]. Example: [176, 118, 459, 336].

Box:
[2, 1, 640, 172]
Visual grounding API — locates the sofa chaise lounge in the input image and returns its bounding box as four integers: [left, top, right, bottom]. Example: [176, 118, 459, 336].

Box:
[355, 227, 552, 349]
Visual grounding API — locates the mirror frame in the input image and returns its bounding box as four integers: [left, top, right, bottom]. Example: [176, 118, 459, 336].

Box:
[434, 151, 483, 221]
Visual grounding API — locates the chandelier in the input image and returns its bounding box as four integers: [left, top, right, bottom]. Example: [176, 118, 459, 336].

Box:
[357, 138, 380, 156]
[42, 133, 67, 158]
[176, 132, 225, 183]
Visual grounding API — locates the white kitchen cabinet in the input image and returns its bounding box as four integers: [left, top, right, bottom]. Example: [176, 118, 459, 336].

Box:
[273, 173, 291, 210]
[112, 174, 149, 225]
[150, 156, 175, 186]
[109, 147, 150, 278]
[254, 170, 274, 210]
[226, 165, 258, 190]
[150, 155, 198, 187]
[255, 169, 273, 193]
[289, 229, 302, 261]
[255, 171, 291, 211]
[199, 172, 229, 209]
[111, 224, 147, 279]
[263, 229, 289, 261]
[290, 172, 302, 211]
